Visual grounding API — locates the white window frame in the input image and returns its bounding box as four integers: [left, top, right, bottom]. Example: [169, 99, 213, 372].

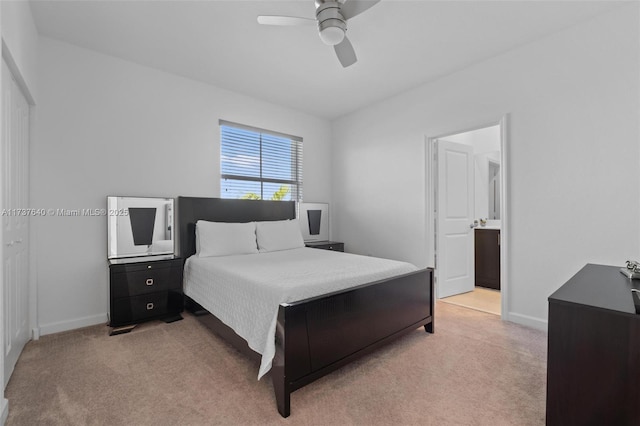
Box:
[220, 120, 303, 202]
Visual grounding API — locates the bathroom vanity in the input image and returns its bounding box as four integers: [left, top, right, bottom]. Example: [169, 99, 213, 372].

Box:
[474, 227, 500, 290]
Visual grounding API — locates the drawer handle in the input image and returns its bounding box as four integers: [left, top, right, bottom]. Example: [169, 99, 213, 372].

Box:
[146, 303, 154, 310]
[146, 278, 154, 286]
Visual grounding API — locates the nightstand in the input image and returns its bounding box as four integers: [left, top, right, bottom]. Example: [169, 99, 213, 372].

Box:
[305, 241, 344, 252]
[109, 256, 184, 335]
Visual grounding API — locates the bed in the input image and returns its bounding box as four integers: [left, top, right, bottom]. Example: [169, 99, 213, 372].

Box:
[177, 196, 434, 417]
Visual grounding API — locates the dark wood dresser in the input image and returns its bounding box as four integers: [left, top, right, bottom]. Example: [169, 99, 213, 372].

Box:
[305, 240, 344, 252]
[109, 256, 184, 334]
[546, 263, 640, 425]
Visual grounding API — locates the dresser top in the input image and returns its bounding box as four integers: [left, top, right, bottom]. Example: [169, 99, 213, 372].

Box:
[549, 263, 640, 315]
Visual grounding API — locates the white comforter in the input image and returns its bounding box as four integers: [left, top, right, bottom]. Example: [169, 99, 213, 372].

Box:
[183, 247, 418, 379]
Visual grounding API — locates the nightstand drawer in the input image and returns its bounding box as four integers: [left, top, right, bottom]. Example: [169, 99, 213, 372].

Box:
[111, 293, 168, 325]
[110, 260, 182, 298]
[109, 258, 182, 274]
[111, 267, 180, 298]
[305, 241, 344, 252]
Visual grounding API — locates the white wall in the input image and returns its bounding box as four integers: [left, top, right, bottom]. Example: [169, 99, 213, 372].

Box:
[33, 37, 332, 334]
[1, 0, 38, 103]
[332, 5, 639, 329]
[442, 125, 500, 155]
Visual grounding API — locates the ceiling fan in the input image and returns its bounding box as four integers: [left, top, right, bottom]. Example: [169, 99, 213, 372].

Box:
[257, 0, 381, 68]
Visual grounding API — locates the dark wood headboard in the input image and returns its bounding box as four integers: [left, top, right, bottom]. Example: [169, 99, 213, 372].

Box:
[177, 197, 296, 259]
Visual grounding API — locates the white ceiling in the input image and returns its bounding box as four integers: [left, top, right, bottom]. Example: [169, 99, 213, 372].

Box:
[30, 0, 623, 120]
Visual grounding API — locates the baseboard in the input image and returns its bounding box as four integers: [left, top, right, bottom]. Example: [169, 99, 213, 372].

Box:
[507, 311, 548, 332]
[0, 397, 8, 425]
[37, 313, 108, 336]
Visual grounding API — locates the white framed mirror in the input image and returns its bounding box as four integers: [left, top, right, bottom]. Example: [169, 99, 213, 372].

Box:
[107, 196, 174, 259]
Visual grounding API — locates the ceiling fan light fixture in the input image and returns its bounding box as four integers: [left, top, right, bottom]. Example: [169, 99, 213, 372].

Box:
[257, 0, 381, 67]
[319, 26, 345, 45]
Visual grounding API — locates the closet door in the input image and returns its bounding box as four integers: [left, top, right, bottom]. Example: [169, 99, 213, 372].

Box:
[2, 59, 30, 386]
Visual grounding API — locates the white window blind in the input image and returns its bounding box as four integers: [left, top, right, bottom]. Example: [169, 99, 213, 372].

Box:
[220, 120, 303, 202]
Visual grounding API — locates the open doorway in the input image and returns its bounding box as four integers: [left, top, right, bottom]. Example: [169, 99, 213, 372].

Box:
[426, 117, 508, 318]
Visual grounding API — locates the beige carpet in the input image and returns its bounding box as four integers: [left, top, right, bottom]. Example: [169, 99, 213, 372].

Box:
[441, 287, 501, 315]
[5, 302, 546, 425]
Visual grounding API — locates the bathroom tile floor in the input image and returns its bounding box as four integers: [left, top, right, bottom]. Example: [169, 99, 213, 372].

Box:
[440, 287, 501, 315]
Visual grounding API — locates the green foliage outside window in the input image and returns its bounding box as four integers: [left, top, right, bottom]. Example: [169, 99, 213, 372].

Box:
[241, 185, 290, 201]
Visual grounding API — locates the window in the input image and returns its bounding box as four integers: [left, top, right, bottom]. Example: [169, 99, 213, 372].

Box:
[220, 120, 303, 202]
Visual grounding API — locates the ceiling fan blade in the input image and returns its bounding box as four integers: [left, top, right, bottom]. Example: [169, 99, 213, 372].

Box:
[257, 16, 316, 26]
[340, 0, 381, 20]
[334, 36, 357, 68]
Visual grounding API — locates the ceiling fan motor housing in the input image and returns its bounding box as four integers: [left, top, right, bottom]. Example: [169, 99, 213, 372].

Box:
[315, 0, 347, 45]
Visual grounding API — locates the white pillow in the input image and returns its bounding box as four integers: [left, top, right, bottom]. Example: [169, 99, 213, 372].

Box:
[195, 220, 258, 257]
[256, 219, 305, 253]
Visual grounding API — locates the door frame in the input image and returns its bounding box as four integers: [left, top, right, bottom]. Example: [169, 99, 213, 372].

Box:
[425, 114, 510, 320]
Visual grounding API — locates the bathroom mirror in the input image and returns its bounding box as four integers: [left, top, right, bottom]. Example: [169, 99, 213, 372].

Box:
[488, 159, 500, 220]
[474, 151, 501, 220]
[107, 196, 174, 259]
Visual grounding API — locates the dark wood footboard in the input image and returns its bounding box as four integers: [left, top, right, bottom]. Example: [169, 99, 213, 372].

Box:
[272, 268, 433, 417]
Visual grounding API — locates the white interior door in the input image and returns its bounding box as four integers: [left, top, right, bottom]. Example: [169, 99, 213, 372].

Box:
[436, 139, 475, 298]
[2, 59, 30, 386]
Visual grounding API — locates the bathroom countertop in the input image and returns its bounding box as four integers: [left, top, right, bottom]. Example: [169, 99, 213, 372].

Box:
[476, 225, 501, 230]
